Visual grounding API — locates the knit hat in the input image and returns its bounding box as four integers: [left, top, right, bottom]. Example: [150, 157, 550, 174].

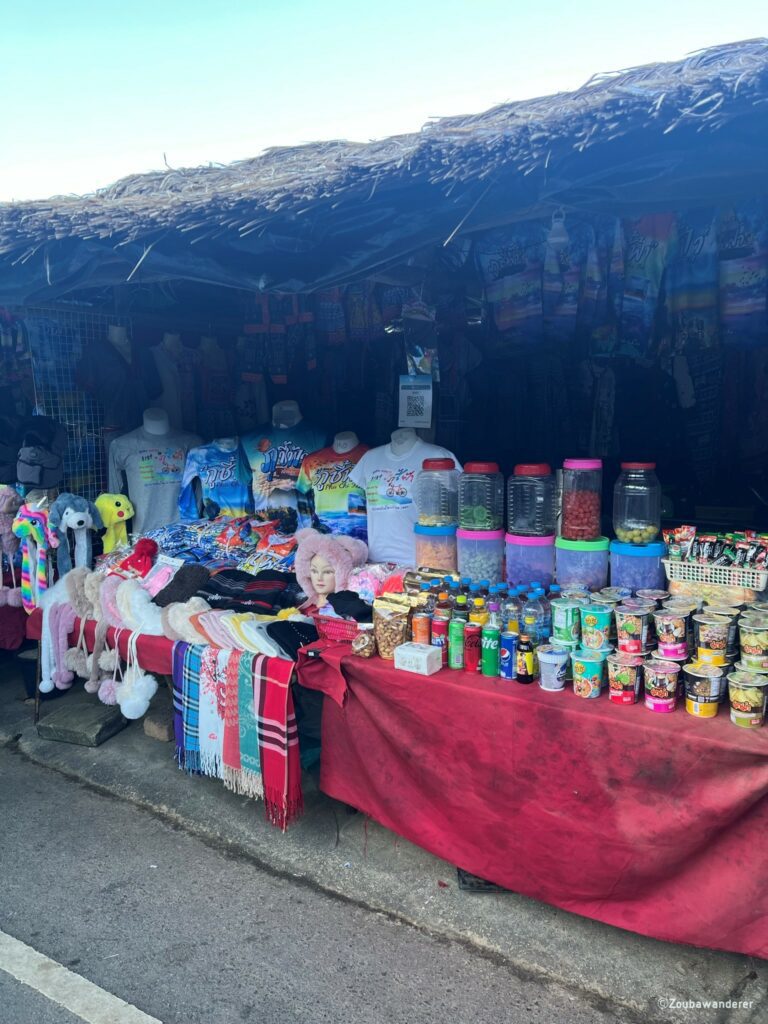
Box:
[64, 567, 92, 620]
[199, 611, 236, 649]
[199, 568, 302, 613]
[166, 597, 211, 644]
[116, 578, 164, 635]
[293, 528, 368, 605]
[154, 564, 211, 608]
[161, 606, 184, 642]
[265, 619, 319, 661]
[118, 538, 158, 578]
[84, 572, 106, 621]
[100, 574, 125, 628]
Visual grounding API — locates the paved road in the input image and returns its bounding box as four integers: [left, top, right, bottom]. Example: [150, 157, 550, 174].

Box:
[0, 746, 631, 1024]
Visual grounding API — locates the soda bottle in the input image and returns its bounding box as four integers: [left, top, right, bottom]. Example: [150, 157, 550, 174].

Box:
[469, 583, 481, 603]
[469, 597, 489, 626]
[478, 579, 491, 598]
[548, 583, 562, 602]
[452, 595, 469, 621]
[419, 582, 436, 614]
[516, 633, 536, 683]
[448, 580, 461, 606]
[503, 589, 521, 634]
[434, 591, 453, 619]
[460, 577, 472, 595]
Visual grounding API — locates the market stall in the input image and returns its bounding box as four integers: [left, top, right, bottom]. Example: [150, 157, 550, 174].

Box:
[0, 41, 766, 955]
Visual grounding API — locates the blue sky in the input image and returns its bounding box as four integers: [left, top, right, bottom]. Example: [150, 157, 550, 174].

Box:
[2, 1, 764, 201]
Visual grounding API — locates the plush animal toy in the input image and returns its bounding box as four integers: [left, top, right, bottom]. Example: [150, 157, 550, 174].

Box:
[49, 493, 103, 575]
[0, 486, 23, 606]
[95, 493, 135, 553]
[11, 505, 52, 612]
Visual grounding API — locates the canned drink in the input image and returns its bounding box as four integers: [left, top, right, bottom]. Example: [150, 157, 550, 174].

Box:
[431, 617, 449, 667]
[412, 613, 432, 646]
[481, 626, 500, 677]
[499, 632, 517, 680]
[464, 623, 481, 672]
[448, 619, 466, 670]
[551, 599, 581, 643]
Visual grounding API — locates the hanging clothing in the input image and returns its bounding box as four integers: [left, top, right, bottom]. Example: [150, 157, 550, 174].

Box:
[296, 443, 368, 538]
[241, 422, 326, 527]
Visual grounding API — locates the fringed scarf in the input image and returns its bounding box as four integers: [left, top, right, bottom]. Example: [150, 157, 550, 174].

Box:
[172, 641, 302, 828]
[11, 507, 50, 612]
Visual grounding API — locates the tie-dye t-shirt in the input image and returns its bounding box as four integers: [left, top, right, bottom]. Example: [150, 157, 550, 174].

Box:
[178, 441, 254, 521]
[241, 422, 326, 529]
[296, 444, 368, 540]
[718, 202, 768, 347]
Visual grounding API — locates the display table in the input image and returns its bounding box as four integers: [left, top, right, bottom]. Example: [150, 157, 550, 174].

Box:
[296, 643, 768, 959]
[26, 609, 172, 674]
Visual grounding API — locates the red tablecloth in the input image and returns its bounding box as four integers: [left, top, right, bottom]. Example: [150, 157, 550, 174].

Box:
[27, 609, 173, 674]
[0, 605, 27, 651]
[296, 644, 768, 959]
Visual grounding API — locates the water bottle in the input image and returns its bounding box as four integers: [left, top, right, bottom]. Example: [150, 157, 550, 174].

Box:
[503, 589, 520, 634]
[548, 583, 562, 602]
[487, 601, 503, 631]
[420, 581, 436, 614]
[522, 591, 545, 646]
[478, 579, 491, 598]
[536, 588, 552, 640]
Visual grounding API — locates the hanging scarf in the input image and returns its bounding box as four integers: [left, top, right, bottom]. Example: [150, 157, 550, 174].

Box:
[254, 655, 302, 829]
[222, 648, 244, 793]
[11, 506, 50, 612]
[239, 654, 263, 798]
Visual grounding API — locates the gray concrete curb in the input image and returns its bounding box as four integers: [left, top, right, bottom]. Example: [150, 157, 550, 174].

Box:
[1, 673, 766, 1023]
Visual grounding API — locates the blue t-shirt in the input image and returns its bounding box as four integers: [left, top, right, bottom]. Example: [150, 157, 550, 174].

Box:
[178, 441, 254, 520]
[241, 422, 326, 524]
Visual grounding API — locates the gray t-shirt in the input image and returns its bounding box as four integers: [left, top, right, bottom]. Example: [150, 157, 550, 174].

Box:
[108, 427, 201, 535]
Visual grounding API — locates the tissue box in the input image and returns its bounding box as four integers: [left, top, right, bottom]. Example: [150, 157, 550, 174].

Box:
[393, 642, 442, 676]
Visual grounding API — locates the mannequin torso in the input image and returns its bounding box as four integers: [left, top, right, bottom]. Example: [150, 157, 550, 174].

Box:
[108, 324, 132, 363]
[389, 428, 419, 456]
[142, 408, 170, 436]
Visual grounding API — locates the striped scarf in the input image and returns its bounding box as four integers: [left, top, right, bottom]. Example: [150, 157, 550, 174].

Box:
[172, 642, 302, 828]
[11, 507, 50, 612]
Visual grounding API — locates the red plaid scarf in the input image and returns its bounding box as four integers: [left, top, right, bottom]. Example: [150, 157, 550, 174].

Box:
[255, 656, 302, 829]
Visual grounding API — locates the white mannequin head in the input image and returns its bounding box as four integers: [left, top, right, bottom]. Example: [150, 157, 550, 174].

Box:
[162, 332, 182, 356]
[272, 401, 302, 429]
[389, 428, 418, 455]
[309, 553, 336, 606]
[333, 431, 359, 454]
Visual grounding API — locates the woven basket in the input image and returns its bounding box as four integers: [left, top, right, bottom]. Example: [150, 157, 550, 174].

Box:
[312, 613, 361, 643]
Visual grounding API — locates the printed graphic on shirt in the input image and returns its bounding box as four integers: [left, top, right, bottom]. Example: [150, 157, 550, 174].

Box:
[296, 444, 368, 539]
[178, 444, 254, 520]
[138, 447, 188, 485]
[365, 467, 418, 510]
[242, 424, 326, 529]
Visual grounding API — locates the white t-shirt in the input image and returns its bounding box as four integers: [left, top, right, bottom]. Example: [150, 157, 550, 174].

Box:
[350, 441, 461, 564]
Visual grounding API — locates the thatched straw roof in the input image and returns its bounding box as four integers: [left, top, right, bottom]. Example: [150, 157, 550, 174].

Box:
[1, 39, 767, 300]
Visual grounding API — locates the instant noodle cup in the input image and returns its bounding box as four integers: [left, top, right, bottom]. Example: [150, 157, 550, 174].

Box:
[683, 661, 724, 717]
[706, 606, 739, 659]
[600, 587, 631, 602]
[579, 604, 612, 650]
[614, 605, 650, 655]
[727, 671, 768, 729]
[606, 652, 644, 705]
[643, 659, 681, 713]
[739, 622, 768, 670]
[636, 589, 670, 606]
[570, 648, 608, 699]
[537, 645, 569, 692]
[693, 615, 730, 666]
[733, 659, 768, 675]
[591, 595, 619, 641]
[653, 610, 689, 660]
[551, 599, 581, 644]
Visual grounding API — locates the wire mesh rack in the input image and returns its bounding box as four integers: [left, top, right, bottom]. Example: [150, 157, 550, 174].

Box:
[19, 306, 131, 500]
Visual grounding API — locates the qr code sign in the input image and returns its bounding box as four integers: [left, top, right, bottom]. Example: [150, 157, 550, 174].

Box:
[406, 393, 425, 418]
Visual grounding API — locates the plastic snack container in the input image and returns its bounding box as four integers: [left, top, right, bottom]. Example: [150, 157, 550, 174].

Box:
[612, 462, 661, 544]
[505, 534, 555, 588]
[458, 463, 504, 531]
[416, 459, 459, 526]
[414, 524, 457, 572]
[506, 464, 556, 536]
[555, 536, 609, 591]
[561, 459, 603, 541]
[609, 541, 666, 592]
[456, 529, 505, 583]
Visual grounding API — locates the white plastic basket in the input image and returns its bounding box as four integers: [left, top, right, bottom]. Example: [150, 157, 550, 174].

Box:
[663, 559, 767, 592]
